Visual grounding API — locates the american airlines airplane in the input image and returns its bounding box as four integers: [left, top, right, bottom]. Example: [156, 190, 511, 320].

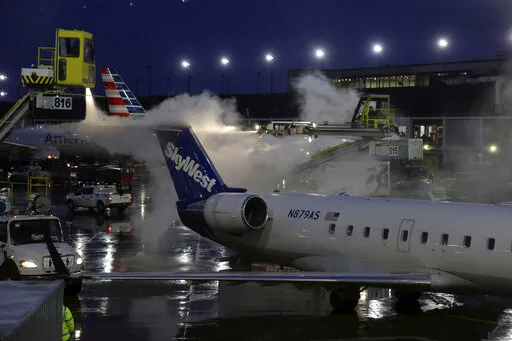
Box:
[1, 67, 146, 158]
[72, 122, 512, 313]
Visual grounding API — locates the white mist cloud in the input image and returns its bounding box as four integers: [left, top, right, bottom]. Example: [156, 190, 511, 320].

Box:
[60, 73, 382, 246]
[292, 72, 361, 124]
[70, 91, 317, 245]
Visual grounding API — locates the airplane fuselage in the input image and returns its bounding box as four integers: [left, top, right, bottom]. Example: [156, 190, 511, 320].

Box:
[181, 193, 512, 297]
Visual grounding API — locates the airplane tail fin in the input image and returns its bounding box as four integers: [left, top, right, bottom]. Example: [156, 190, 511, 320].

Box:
[100, 67, 146, 117]
[154, 126, 246, 202]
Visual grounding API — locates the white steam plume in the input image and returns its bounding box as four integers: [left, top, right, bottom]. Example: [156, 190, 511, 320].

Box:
[69, 91, 315, 246]
[62, 75, 382, 247]
[292, 72, 361, 124]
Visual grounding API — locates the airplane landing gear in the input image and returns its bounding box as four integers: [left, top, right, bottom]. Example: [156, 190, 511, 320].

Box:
[329, 288, 360, 313]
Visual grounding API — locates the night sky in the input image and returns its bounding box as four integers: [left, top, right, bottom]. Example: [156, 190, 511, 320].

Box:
[1, 0, 511, 101]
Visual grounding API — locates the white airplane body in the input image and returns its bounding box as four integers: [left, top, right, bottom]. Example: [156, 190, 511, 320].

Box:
[69, 121, 512, 312]
[12, 66, 502, 312]
[1, 67, 145, 157]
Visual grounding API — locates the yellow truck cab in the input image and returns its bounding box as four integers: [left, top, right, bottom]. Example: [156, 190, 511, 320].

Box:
[21, 28, 96, 90]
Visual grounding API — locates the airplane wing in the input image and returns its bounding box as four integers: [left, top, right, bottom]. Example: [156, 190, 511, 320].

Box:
[71, 271, 431, 287]
[1, 139, 39, 149]
[2, 141, 37, 149]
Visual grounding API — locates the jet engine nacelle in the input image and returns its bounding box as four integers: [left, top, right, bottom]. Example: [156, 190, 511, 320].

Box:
[204, 193, 269, 233]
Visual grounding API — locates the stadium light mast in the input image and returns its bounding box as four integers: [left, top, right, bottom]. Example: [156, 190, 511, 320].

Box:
[0, 74, 7, 100]
[220, 56, 230, 95]
[372, 43, 383, 68]
[314, 48, 325, 69]
[437, 37, 449, 65]
[265, 53, 274, 93]
[181, 59, 191, 93]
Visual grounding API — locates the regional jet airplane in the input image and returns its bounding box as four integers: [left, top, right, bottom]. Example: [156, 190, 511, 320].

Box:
[69, 123, 512, 313]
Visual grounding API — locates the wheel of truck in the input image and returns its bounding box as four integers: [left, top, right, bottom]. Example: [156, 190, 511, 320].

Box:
[67, 200, 76, 212]
[65, 279, 83, 295]
[1, 260, 20, 281]
[96, 201, 105, 212]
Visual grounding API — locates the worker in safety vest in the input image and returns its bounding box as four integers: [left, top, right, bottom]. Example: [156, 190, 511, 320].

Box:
[62, 305, 75, 341]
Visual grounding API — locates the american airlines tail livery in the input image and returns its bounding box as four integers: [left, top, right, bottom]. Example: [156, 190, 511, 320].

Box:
[75, 123, 512, 312]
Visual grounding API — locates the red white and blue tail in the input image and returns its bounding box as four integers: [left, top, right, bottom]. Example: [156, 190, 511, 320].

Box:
[100, 67, 146, 117]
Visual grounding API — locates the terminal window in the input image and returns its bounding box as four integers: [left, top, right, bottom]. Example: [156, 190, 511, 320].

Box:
[441, 233, 449, 245]
[364, 226, 371, 238]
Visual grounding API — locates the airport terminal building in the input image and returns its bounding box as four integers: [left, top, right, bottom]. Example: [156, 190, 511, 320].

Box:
[2, 57, 512, 172]
[288, 57, 512, 172]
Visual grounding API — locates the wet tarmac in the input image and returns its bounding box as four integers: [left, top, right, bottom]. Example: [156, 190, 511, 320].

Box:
[44, 185, 512, 341]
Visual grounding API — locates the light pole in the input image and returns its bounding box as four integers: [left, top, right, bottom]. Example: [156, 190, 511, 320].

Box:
[256, 71, 261, 94]
[265, 53, 274, 93]
[437, 37, 449, 64]
[372, 43, 383, 67]
[146, 65, 152, 96]
[0, 74, 7, 100]
[181, 60, 191, 93]
[315, 48, 325, 70]
[220, 57, 229, 95]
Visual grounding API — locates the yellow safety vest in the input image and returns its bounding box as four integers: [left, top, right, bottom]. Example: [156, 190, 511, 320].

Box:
[62, 305, 74, 341]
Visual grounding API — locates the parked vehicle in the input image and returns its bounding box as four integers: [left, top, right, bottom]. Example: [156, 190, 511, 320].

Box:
[66, 185, 133, 212]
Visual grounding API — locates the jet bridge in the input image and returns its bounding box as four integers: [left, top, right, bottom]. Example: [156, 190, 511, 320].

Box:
[0, 94, 31, 142]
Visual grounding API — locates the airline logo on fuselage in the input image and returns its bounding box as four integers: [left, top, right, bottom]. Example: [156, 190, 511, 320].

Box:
[164, 141, 217, 192]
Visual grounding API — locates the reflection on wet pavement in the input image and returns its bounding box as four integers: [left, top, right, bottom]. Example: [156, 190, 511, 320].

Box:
[49, 185, 512, 341]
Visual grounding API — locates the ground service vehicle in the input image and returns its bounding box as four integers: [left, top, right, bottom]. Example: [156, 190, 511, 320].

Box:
[258, 94, 400, 138]
[0, 196, 84, 294]
[21, 28, 95, 90]
[66, 185, 133, 212]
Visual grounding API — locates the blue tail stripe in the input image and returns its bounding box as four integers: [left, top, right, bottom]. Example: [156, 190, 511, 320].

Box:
[128, 106, 145, 114]
[155, 126, 232, 201]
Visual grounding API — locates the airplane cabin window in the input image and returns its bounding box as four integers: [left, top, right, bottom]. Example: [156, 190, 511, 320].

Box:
[364, 226, 370, 238]
[382, 228, 389, 240]
[346, 225, 354, 236]
[487, 238, 495, 250]
[328, 224, 336, 235]
[441, 233, 449, 245]
[401, 230, 409, 242]
[421, 232, 428, 243]
[463, 235, 471, 248]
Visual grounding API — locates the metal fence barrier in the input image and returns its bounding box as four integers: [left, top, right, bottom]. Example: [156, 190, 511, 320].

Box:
[0, 177, 50, 210]
[0, 281, 63, 341]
